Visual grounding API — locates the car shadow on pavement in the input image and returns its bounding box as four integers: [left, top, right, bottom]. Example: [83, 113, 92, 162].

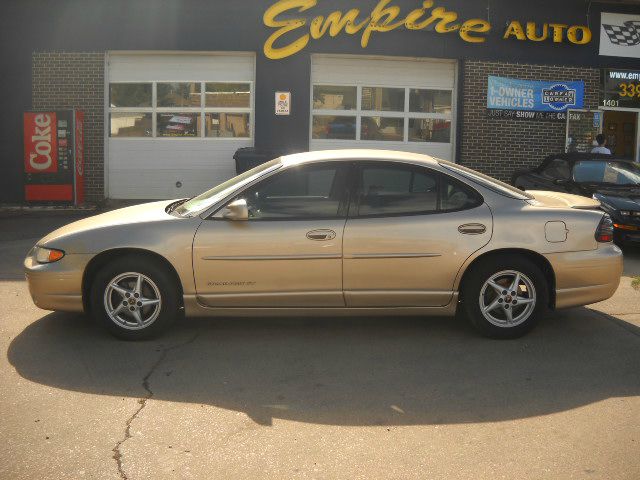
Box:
[7, 308, 640, 426]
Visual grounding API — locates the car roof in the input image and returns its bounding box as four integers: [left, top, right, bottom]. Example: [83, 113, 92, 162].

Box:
[279, 149, 440, 167]
[543, 152, 633, 163]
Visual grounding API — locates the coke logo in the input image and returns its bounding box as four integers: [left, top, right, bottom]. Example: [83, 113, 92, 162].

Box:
[28, 114, 53, 171]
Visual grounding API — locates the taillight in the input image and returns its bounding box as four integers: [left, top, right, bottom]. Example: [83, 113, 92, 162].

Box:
[595, 214, 614, 243]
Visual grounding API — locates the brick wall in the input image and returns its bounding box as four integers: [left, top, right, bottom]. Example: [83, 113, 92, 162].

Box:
[32, 52, 105, 201]
[460, 60, 600, 182]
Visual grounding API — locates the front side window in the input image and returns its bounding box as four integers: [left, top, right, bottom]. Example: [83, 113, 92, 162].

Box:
[241, 164, 348, 219]
[355, 163, 481, 217]
[109, 81, 252, 138]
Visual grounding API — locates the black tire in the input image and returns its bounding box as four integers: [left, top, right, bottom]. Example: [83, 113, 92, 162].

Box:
[89, 255, 180, 340]
[461, 255, 549, 339]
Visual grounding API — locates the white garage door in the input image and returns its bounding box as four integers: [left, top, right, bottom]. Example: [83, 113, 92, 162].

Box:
[107, 53, 254, 199]
[310, 55, 456, 160]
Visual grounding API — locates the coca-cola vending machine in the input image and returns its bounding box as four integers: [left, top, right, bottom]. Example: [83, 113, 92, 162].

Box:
[23, 110, 84, 204]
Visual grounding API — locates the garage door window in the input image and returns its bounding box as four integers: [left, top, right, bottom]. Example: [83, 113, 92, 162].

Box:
[109, 81, 252, 138]
[311, 84, 452, 143]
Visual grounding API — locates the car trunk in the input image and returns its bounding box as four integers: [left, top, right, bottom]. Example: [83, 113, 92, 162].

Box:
[526, 190, 601, 210]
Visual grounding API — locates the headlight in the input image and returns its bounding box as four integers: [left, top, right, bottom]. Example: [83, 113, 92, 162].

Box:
[620, 210, 631, 216]
[34, 246, 65, 263]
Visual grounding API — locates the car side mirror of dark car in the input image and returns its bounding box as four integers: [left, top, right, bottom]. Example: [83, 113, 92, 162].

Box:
[222, 199, 249, 221]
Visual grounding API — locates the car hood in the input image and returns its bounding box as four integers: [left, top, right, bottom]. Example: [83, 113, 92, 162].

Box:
[526, 190, 600, 209]
[593, 191, 640, 212]
[38, 199, 179, 248]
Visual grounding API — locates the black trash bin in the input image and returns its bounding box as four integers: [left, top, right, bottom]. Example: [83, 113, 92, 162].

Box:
[233, 147, 279, 174]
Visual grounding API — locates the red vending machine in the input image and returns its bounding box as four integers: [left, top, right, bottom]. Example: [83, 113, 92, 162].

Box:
[23, 109, 84, 204]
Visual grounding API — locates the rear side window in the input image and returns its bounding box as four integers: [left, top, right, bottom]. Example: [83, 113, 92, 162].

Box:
[354, 163, 482, 217]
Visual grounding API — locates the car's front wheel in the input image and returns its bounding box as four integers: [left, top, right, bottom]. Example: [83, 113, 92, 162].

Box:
[462, 255, 548, 339]
[90, 256, 179, 340]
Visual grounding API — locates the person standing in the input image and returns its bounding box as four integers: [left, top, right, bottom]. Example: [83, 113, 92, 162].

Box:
[591, 134, 611, 154]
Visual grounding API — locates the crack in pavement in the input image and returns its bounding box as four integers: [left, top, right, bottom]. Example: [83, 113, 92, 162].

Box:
[112, 332, 200, 480]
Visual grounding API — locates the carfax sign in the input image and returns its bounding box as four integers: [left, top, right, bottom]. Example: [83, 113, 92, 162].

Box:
[487, 76, 585, 121]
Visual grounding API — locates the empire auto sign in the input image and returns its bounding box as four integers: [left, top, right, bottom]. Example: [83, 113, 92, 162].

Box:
[262, 0, 593, 59]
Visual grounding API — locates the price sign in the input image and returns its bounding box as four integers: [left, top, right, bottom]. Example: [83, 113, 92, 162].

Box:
[602, 69, 640, 109]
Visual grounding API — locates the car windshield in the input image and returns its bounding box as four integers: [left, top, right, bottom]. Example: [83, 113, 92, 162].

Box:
[439, 160, 533, 200]
[573, 160, 640, 185]
[173, 159, 282, 216]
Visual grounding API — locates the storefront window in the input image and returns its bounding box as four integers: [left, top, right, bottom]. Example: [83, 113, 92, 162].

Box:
[109, 81, 252, 138]
[205, 83, 251, 108]
[110, 113, 152, 137]
[157, 83, 201, 107]
[361, 117, 404, 141]
[408, 119, 451, 143]
[109, 83, 152, 108]
[311, 84, 452, 144]
[313, 85, 357, 110]
[312, 115, 356, 140]
[156, 113, 200, 137]
[361, 87, 404, 112]
[409, 89, 452, 114]
[204, 113, 250, 137]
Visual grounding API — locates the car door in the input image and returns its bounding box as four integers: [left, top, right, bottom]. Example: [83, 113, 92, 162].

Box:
[192, 162, 350, 307]
[343, 161, 492, 307]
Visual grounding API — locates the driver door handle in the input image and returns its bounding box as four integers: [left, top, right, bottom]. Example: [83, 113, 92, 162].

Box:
[306, 229, 336, 241]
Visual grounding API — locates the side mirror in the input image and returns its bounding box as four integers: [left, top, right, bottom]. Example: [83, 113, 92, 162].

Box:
[222, 199, 249, 221]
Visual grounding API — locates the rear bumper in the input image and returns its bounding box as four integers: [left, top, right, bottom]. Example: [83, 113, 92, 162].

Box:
[24, 253, 93, 312]
[544, 243, 623, 309]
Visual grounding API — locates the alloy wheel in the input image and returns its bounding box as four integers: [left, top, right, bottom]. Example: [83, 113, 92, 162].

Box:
[478, 269, 536, 328]
[103, 272, 162, 330]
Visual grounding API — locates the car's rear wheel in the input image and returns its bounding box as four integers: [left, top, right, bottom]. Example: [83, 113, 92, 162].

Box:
[90, 256, 179, 340]
[461, 255, 548, 339]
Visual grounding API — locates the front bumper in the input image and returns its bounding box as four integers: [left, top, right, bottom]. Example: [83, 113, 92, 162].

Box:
[24, 252, 94, 312]
[544, 243, 623, 309]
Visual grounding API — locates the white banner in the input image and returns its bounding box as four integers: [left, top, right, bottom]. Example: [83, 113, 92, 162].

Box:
[599, 12, 640, 58]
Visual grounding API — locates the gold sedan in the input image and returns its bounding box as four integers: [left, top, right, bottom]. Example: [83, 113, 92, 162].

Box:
[24, 150, 623, 340]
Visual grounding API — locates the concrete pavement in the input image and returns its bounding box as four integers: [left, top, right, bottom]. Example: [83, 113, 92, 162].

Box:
[1, 213, 639, 479]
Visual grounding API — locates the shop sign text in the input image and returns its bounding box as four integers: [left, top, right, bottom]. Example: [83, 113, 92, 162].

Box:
[263, 0, 593, 59]
[263, 0, 491, 59]
[503, 21, 591, 44]
[24, 112, 58, 173]
[486, 76, 585, 122]
[602, 69, 640, 109]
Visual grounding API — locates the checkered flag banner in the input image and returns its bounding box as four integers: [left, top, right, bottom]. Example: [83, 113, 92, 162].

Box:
[602, 20, 640, 46]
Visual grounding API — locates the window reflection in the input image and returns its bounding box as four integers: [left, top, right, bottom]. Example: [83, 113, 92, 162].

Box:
[408, 119, 451, 143]
[361, 117, 403, 141]
[205, 83, 251, 108]
[109, 113, 152, 137]
[409, 89, 452, 114]
[312, 115, 356, 140]
[157, 83, 201, 107]
[156, 113, 200, 137]
[109, 84, 152, 108]
[205, 113, 250, 137]
[361, 87, 404, 112]
[313, 86, 357, 110]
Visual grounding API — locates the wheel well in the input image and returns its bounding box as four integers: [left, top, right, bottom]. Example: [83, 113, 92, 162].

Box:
[82, 248, 184, 313]
[458, 249, 556, 309]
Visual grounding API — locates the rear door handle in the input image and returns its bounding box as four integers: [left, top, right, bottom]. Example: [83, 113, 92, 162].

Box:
[458, 223, 487, 235]
[306, 229, 336, 241]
